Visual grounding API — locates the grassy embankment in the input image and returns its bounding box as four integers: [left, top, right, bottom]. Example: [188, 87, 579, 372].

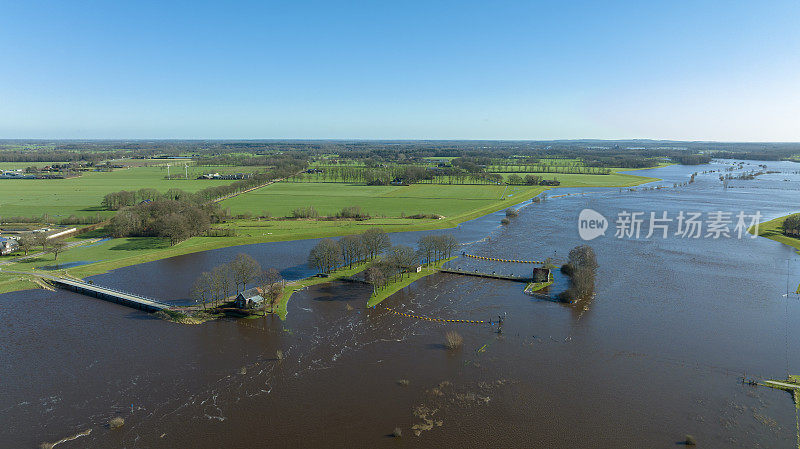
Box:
[0, 170, 660, 294]
[750, 214, 800, 293]
[366, 257, 457, 308]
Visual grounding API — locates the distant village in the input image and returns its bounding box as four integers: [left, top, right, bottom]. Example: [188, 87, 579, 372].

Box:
[0, 162, 127, 179]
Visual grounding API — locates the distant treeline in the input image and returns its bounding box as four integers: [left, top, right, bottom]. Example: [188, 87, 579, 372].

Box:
[0, 150, 129, 162]
[2, 139, 799, 165]
[673, 154, 712, 165]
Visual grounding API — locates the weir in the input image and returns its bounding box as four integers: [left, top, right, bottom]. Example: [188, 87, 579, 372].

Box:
[438, 268, 532, 283]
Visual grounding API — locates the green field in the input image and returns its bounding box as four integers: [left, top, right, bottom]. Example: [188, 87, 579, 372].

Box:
[751, 214, 800, 253]
[492, 171, 659, 187]
[220, 182, 542, 218]
[0, 166, 257, 218]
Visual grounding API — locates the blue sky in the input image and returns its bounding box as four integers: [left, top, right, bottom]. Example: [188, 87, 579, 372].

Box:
[1, 1, 798, 140]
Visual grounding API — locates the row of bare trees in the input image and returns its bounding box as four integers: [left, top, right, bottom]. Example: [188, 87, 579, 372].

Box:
[307, 228, 393, 273]
[11, 233, 68, 260]
[191, 253, 283, 312]
[416, 234, 459, 265]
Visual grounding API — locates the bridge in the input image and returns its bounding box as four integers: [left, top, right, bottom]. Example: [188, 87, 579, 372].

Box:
[2, 270, 171, 312]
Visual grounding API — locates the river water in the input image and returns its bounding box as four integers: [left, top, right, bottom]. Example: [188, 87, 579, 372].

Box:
[2, 160, 800, 448]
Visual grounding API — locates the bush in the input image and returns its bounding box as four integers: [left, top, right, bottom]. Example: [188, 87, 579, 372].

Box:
[505, 208, 519, 218]
[500, 218, 510, 225]
[685, 434, 697, 445]
[444, 331, 463, 350]
[276, 349, 284, 361]
[783, 214, 800, 235]
[392, 427, 402, 438]
[109, 417, 125, 430]
[291, 206, 319, 219]
[337, 205, 369, 219]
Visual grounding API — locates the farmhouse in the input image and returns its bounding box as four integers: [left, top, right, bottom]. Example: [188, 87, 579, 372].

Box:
[234, 287, 265, 309]
[0, 237, 19, 255]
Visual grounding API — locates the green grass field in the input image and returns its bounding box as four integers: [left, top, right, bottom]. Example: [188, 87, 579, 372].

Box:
[751, 214, 800, 253]
[220, 182, 542, 218]
[0, 165, 256, 218]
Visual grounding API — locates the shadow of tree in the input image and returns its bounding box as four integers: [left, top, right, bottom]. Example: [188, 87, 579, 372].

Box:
[109, 238, 169, 251]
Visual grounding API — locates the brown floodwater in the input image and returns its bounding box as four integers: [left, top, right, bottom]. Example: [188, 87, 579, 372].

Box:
[2, 160, 800, 448]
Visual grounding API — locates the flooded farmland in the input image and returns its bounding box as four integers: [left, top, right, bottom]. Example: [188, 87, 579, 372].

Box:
[2, 161, 800, 448]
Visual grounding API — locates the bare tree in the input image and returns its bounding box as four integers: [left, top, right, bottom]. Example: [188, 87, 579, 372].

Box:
[417, 235, 436, 265]
[191, 273, 212, 310]
[441, 234, 459, 259]
[33, 233, 48, 252]
[47, 240, 67, 260]
[308, 239, 343, 273]
[211, 264, 233, 306]
[339, 234, 365, 268]
[17, 234, 35, 256]
[230, 253, 262, 292]
[362, 228, 391, 259]
[258, 268, 283, 314]
[387, 245, 418, 279]
[365, 266, 385, 292]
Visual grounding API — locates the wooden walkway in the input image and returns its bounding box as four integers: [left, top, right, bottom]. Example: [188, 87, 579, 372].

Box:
[439, 268, 531, 283]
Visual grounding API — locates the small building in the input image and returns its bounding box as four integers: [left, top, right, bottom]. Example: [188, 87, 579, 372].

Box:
[234, 287, 265, 309]
[532, 267, 550, 283]
[0, 237, 19, 255]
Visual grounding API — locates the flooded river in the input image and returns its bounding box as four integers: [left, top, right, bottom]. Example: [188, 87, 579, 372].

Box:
[2, 160, 800, 448]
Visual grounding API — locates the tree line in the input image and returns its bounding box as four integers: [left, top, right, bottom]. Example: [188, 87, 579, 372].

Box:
[307, 229, 459, 291]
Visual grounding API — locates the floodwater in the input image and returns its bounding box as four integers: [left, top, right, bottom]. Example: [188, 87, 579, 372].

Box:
[2, 160, 800, 448]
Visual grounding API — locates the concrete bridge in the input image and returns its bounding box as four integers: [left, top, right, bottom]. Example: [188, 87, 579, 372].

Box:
[3, 270, 171, 312]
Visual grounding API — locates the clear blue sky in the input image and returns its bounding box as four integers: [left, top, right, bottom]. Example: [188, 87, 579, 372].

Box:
[1, 1, 798, 140]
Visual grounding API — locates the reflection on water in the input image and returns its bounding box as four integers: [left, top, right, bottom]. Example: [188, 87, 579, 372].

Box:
[2, 160, 800, 447]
